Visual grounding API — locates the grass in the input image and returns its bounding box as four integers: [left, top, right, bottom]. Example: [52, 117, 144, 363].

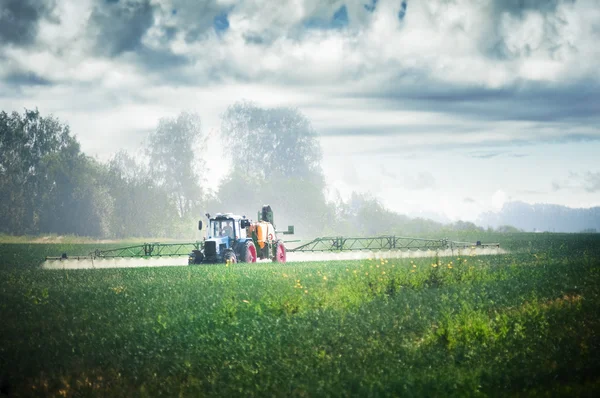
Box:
[0, 233, 599, 397]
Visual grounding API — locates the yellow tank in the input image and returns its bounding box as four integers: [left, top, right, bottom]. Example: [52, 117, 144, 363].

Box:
[254, 221, 275, 249]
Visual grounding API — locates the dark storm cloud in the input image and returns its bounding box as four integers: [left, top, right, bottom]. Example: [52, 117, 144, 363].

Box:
[168, 1, 234, 43]
[85, 0, 235, 77]
[349, 132, 600, 157]
[0, 0, 56, 47]
[134, 46, 190, 72]
[88, 0, 156, 57]
[319, 124, 481, 137]
[494, 0, 569, 14]
[348, 78, 600, 124]
[3, 71, 52, 86]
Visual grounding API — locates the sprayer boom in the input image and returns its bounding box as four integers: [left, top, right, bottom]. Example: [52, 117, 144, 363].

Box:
[45, 242, 203, 262]
[288, 236, 499, 253]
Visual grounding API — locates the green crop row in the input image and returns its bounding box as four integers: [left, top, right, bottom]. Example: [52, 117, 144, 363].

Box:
[1, 235, 599, 397]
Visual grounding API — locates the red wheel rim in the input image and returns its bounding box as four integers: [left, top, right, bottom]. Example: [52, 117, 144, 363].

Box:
[247, 243, 257, 263]
[276, 243, 286, 262]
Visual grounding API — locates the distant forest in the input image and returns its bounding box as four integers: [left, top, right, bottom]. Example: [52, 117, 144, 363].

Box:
[1, 105, 519, 239]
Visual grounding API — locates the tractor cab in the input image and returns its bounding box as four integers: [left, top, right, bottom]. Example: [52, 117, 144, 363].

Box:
[208, 215, 242, 240]
[189, 213, 252, 264]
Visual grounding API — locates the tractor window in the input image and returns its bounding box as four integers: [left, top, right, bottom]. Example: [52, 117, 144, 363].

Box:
[209, 220, 221, 238]
[238, 222, 247, 239]
[209, 219, 236, 239]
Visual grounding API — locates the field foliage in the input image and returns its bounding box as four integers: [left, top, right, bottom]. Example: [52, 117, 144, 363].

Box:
[1, 233, 599, 397]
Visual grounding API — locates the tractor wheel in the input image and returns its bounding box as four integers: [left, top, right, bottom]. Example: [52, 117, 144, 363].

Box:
[189, 250, 204, 265]
[224, 251, 237, 264]
[243, 241, 257, 263]
[273, 240, 286, 263]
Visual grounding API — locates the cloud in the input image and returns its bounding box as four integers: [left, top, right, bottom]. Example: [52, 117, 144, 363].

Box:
[552, 171, 600, 193]
[128, 46, 190, 74]
[552, 181, 562, 191]
[492, 190, 508, 210]
[316, 123, 600, 159]
[0, 0, 57, 47]
[404, 172, 436, 190]
[349, 79, 600, 125]
[166, 0, 235, 42]
[378, 167, 435, 190]
[305, 4, 349, 29]
[517, 189, 547, 195]
[88, 0, 156, 57]
[463, 197, 476, 203]
[468, 151, 505, 159]
[378, 166, 395, 179]
[1, 0, 599, 161]
[467, 150, 530, 159]
[583, 172, 600, 192]
[213, 11, 230, 33]
[398, 0, 407, 19]
[3, 71, 53, 86]
[482, 0, 576, 60]
[364, 0, 378, 13]
[8, 0, 598, 94]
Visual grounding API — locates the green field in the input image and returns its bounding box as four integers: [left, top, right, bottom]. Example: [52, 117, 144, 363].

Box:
[1, 233, 599, 397]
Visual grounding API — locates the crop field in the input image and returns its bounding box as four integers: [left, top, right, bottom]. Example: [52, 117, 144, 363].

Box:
[1, 233, 599, 397]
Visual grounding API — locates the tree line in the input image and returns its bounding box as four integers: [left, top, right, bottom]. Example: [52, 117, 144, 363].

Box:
[1, 104, 496, 240]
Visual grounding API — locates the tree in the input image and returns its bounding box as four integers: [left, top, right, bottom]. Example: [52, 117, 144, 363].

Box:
[221, 101, 324, 182]
[146, 112, 206, 220]
[37, 143, 114, 237]
[105, 150, 178, 238]
[0, 109, 81, 235]
[496, 225, 522, 233]
[0, 108, 208, 238]
[218, 101, 329, 235]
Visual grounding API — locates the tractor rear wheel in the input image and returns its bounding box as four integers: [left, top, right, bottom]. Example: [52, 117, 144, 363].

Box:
[224, 251, 237, 264]
[273, 240, 286, 263]
[243, 241, 257, 263]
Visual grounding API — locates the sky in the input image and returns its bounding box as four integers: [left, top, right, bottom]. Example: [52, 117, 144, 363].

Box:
[1, 0, 599, 222]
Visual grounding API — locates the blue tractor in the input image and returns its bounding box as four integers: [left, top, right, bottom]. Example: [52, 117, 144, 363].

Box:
[188, 206, 294, 264]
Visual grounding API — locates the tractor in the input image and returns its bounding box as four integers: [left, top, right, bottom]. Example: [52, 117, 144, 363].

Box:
[43, 203, 500, 268]
[188, 205, 294, 265]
